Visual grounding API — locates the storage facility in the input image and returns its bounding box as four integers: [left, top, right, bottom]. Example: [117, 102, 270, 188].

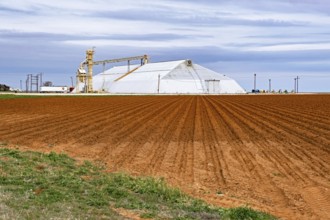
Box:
[75, 59, 246, 94]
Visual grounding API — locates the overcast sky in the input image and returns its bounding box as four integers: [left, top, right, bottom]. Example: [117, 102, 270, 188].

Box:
[1, 0, 329, 92]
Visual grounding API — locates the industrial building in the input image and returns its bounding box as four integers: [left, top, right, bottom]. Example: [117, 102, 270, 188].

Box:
[75, 57, 245, 94]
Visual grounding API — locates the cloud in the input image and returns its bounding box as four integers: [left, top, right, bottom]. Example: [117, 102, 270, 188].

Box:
[0, 6, 33, 14]
[0, 0, 329, 92]
[0, 29, 209, 42]
[93, 8, 305, 27]
[249, 43, 330, 51]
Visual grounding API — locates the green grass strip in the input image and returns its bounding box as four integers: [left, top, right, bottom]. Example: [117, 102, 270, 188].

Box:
[0, 94, 44, 99]
[0, 148, 277, 219]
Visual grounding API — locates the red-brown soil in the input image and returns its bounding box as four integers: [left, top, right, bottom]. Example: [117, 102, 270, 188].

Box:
[0, 95, 329, 220]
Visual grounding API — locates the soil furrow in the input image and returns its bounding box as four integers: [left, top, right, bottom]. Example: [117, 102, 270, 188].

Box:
[1, 95, 329, 220]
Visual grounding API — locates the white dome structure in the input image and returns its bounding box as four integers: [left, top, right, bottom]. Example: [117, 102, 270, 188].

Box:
[77, 60, 246, 94]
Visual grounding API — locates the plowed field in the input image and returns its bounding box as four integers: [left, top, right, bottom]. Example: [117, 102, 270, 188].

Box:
[1, 95, 329, 220]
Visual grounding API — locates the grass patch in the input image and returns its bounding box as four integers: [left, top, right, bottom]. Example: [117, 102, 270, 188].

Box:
[223, 206, 275, 220]
[0, 142, 8, 147]
[0, 94, 44, 99]
[0, 94, 116, 100]
[0, 94, 19, 99]
[0, 148, 277, 219]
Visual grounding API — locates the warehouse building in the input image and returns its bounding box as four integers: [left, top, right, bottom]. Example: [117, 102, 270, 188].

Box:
[76, 59, 246, 94]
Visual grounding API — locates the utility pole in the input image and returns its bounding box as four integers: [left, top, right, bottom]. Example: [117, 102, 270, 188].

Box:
[29, 74, 32, 92]
[26, 74, 30, 92]
[36, 74, 39, 92]
[39, 73, 43, 90]
[157, 74, 160, 94]
[20, 80, 22, 91]
[269, 79, 271, 93]
[254, 73, 256, 93]
[296, 76, 299, 93]
[71, 76, 74, 87]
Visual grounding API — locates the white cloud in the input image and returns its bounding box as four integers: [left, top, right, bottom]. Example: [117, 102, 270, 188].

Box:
[249, 43, 330, 51]
[0, 0, 329, 91]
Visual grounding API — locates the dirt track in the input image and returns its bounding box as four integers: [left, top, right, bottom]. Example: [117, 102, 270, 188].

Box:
[0, 95, 329, 220]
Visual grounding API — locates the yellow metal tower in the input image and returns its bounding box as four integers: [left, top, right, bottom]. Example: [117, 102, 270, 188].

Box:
[76, 49, 148, 93]
[86, 49, 94, 93]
